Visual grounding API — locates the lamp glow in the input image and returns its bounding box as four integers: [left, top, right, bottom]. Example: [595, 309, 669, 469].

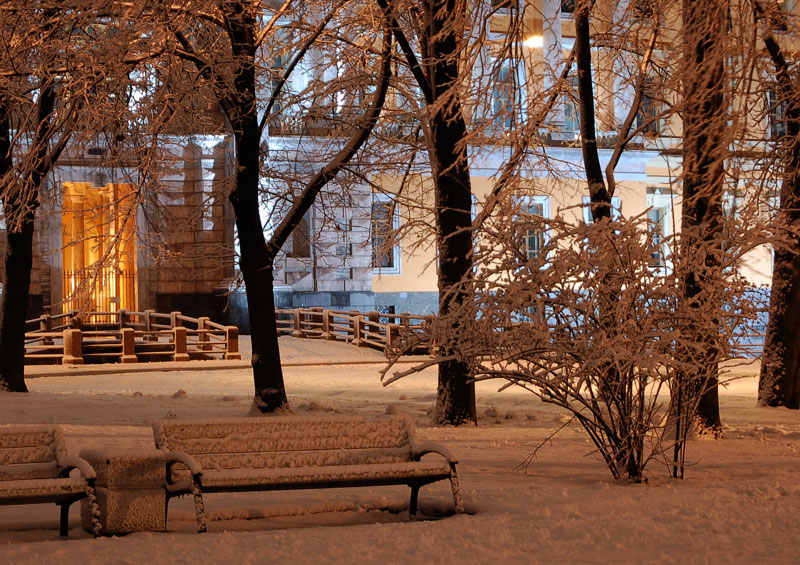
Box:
[525, 35, 543, 48]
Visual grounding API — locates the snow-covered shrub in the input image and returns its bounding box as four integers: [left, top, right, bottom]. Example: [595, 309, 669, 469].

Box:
[409, 208, 760, 482]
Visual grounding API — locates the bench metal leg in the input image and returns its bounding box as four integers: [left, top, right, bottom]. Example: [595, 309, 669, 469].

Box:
[449, 465, 465, 514]
[59, 503, 70, 537]
[84, 480, 102, 537]
[191, 477, 207, 533]
[408, 484, 420, 518]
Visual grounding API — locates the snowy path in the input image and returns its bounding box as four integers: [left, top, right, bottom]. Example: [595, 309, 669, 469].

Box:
[1, 338, 799, 563]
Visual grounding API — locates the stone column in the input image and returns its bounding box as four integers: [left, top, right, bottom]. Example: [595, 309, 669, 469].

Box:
[543, 0, 564, 128]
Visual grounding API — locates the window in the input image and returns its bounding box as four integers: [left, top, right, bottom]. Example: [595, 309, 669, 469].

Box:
[561, 0, 575, 14]
[632, 0, 655, 20]
[372, 194, 401, 274]
[722, 191, 744, 221]
[767, 89, 788, 139]
[491, 0, 513, 10]
[636, 78, 661, 136]
[563, 73, 580, 132]
[582, 196, 621, 224]
[772, 0, 791, 31]
[519, 196, 550, 260]
[722, 191, 744, 259]
[289, 209, 312, 258]
[492, 60, 526, 129]
[646, 187, 674, 274]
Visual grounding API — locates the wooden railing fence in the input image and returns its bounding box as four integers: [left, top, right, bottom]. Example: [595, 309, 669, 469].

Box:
[275, 308, 434, 356]
[25, 310, 240, 366]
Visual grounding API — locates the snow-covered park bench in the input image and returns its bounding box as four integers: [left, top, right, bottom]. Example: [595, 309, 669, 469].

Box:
[0, 425, 101, 537]
[152, 415, 465, 532]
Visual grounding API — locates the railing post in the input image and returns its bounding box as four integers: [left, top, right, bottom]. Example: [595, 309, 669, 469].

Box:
[367, 311, 380, 345]
[40, 315, 54, 345]
[69, 312, 83, 330]
[224, 326, 242, 360]
[170, 311, 182, 328]
[197, 317, 211, 351]
[118, 309, 129, 330]
[321, 310, 334, 340]
[120, 328, 137, 363]
[172, 326, 190, 362]
[352, 315, 364, 347]
[144, 309, 157, 341]
[62, 329, 83, 365]
[386, 323, 398, 355]
[311, 307, 323, 336]
[292, 308, 304, 338]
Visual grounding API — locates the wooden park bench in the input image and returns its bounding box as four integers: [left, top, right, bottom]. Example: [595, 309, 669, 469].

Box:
[152, 415, 465, 532]
[0, 425, 101, 537]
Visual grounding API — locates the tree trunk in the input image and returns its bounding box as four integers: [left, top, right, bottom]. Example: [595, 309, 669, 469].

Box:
[677, 0, 729, 435]
[0, 71, 56, 392]
[756, 3, 800, 409]
[219, 4, 289, 413]
[0, 211, 34, 393]
[760, 240, 800, 409]
[208, 3, 390, 413]
[427, 0, 476, 425]
[574, 3, 612, 222]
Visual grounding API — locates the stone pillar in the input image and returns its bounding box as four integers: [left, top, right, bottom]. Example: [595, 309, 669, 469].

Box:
[613, 0, 634, 129]
[543, 0, 564, 128]
[80, 449, 166, 534]
[62, 329, 83, 365]
[292, 308, 304, 338]
[173, 326, 190, 362]
[224, 326, 241, 360]
[595, 0, 617, 131]
[120, 328, 137, 364]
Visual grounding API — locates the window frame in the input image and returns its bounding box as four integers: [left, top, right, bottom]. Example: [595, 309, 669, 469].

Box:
[371, 193, 402, 275]
[516, 195, 550, 261]
[581, 196, 621, 224]
[645, 187, 675, 276]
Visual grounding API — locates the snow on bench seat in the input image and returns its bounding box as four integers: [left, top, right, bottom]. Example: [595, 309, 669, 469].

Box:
[0, 425, 100, 537]
[0, 477, 88, 504]
[152, 415, 464, 532]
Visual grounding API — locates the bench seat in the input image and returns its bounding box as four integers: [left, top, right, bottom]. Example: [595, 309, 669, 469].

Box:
[197, 460, 453, 491]
[0, 425, 100, 537]
[0, 477, 89, 505]
[153, 415, 465, 532]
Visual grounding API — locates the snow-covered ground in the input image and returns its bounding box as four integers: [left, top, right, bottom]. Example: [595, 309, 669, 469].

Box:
[1, 337, 799, 564]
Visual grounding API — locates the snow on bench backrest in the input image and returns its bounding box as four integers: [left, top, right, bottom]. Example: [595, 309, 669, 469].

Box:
[153, 415, 417, 471]
[0, 425, 63, 481]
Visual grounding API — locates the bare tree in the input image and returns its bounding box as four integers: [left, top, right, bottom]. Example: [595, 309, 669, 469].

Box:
[673, 0, 731, 438]
[162, 0, 392, 412]
[376, 0, 477, 425]
[754, 0, 800, 409]
[0, 2, 151, 392]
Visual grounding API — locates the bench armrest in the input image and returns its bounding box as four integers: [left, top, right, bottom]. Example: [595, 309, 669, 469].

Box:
[58, 454, 97, 481]
[163, 450, 203, 476]
[410, 441, 458, 465]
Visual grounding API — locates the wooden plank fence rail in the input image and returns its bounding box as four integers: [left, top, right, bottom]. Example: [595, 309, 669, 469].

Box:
[274, 308, 435, 356]
[24, 310, 241, 366]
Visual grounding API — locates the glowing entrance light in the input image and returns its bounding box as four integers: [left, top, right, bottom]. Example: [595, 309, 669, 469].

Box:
[525, 35, 543, 49]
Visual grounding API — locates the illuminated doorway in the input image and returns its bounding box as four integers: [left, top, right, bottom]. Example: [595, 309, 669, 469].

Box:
[61, 182, 137, 314]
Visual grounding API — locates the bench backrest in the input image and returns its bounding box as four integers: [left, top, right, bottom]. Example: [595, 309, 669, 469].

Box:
[0, 425, 64, 481]
[153, 416, 416, 471]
